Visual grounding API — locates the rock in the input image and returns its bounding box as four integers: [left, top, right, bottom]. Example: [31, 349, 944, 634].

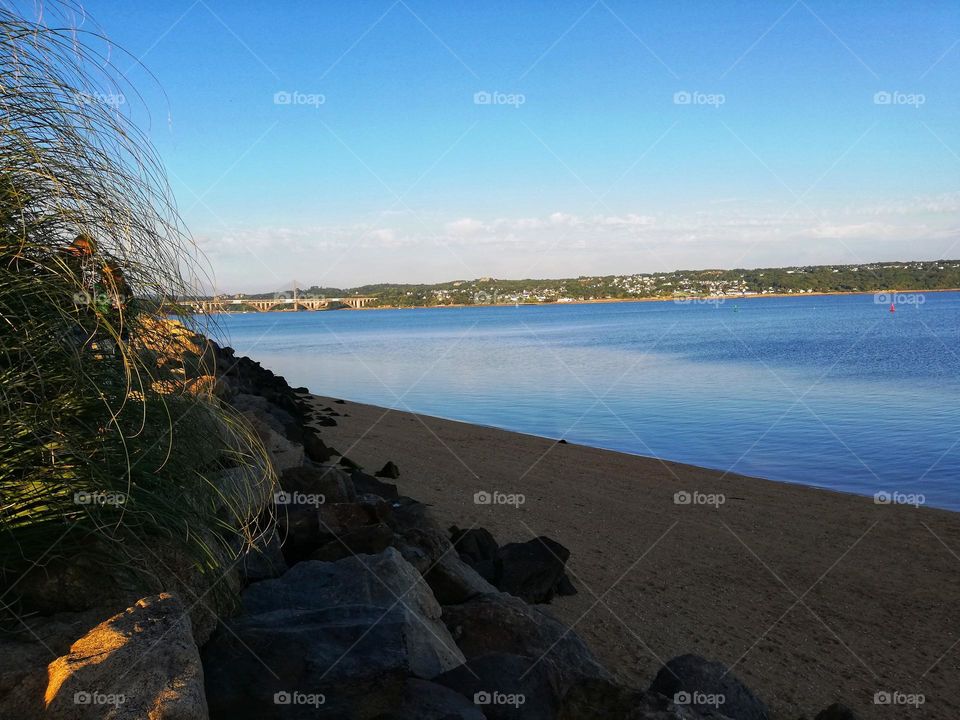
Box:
[391, 497, 442, 534]
[238, 529, 287, 584]
[302, 428, 337, 462]
[314, 415, 338, 427]
[351, 469, 399, 499]
[0, 606, 123, 719]
[375, 461, 401, 479]
[649, 655, 769, 720]
[232, 392, 302, 442]
[281, 463, 356, 503]
[242, 411, 304, 473]
[278, 496, 392, 563]
[425, 554, 498, 605]
[496, 536, 573, 604]
[556, 574, 578, 596]
[334, 399, 346, 404]
[203, 605, 408, 719]
[13, 556, 136, 615]
[559, 677, 726, 719]
[44, 593, 208, 720]
[214, 464, 273, 521]
[294, 386, 309, 393]
[240, 548, 464, 677]
[434, 652, 559, 720]
[450, 526, 499, 582]
[377, 678, 486, 720]
[815, 704, 857, 720]
[442, 592, 609, 691]
[338, 455, 360, 470]
[309, 523, 395, 561]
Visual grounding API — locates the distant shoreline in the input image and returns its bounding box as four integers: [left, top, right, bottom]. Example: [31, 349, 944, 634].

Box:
[197, 287, 959, 314]
[349, 286, 960, 311]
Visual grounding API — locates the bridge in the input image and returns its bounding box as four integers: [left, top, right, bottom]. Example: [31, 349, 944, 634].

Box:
[189, 296, 376, 313]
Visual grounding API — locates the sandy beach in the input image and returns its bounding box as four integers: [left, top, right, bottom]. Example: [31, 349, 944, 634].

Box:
[308, 394, 960, 719]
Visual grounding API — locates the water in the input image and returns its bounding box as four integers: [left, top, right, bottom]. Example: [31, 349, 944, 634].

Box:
[211, 293, 960, 510]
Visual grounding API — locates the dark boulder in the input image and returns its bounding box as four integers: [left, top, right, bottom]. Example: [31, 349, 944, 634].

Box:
[281, 463, 355, 503]
[425, 554, 498, 605]
[204, 605, 409, 719]
[442, 592, 610, 691]
[375, 678, 486, 720]
[450, 526, 499, 582]
[309, 523, 395, 561]
[376, 461, 401, 479]
[238, 529, 288, 584]
[649, 655, 769, 720]
[560, 677, 729, 719]
[496, 536, 573, 604]
[434, 653, 559, 720]
[815, 704, 857, 720]
[351, 469, 400, 499]
[302, 428, 337, 462]
[239, 548, 464, 678]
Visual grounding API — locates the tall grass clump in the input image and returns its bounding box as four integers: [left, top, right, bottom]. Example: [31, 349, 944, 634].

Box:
[0, 2, 274, 618]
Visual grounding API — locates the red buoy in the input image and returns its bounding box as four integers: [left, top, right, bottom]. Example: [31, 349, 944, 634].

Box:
[890, 302, 896, 313]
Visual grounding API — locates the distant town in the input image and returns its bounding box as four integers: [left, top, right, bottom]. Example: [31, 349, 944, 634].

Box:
[194, 260, 960, 311]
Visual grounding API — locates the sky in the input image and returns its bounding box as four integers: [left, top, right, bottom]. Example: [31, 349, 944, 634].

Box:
[54, 1, 960, 291]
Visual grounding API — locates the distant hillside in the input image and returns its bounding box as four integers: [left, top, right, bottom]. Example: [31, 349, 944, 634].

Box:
[227, 260, 960, 307]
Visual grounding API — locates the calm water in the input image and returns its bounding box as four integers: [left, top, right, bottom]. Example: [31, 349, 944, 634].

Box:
[211, 293, 960, 510]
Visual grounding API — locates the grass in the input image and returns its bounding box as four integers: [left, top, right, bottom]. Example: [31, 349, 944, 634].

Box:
[0, 2, 275, 617]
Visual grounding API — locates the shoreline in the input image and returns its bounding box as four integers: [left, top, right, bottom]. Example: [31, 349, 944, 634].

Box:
[357, 286, 960, 310]
[319, 402, 960, 514]
[205, 287, 960, 313]
[306, 393, 960, 719]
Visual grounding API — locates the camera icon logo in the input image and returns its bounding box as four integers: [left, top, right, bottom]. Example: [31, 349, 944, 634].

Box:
[873, 491, 891, 505]
[473, 91, 492, 105]
[873, 91, 892, 105]
[673, 691, 692, 705]
[274, 91, 292, 105]
[273, 691, 292, 705]
[673, 91, 691, 105]
[474, 691, 492, 705]
[474, 490, 492, 505]
[873, 691, 891, 705]
[673, 490, 692, 505]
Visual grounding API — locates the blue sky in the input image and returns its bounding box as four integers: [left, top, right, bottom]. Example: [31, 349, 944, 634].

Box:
[64, 1, 960, 291]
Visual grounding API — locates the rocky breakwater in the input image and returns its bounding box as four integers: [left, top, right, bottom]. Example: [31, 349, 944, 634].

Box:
[0, 337, 860, 719]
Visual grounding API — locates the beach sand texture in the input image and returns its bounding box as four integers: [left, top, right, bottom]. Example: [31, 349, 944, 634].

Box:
[309, 394, 960, 719]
